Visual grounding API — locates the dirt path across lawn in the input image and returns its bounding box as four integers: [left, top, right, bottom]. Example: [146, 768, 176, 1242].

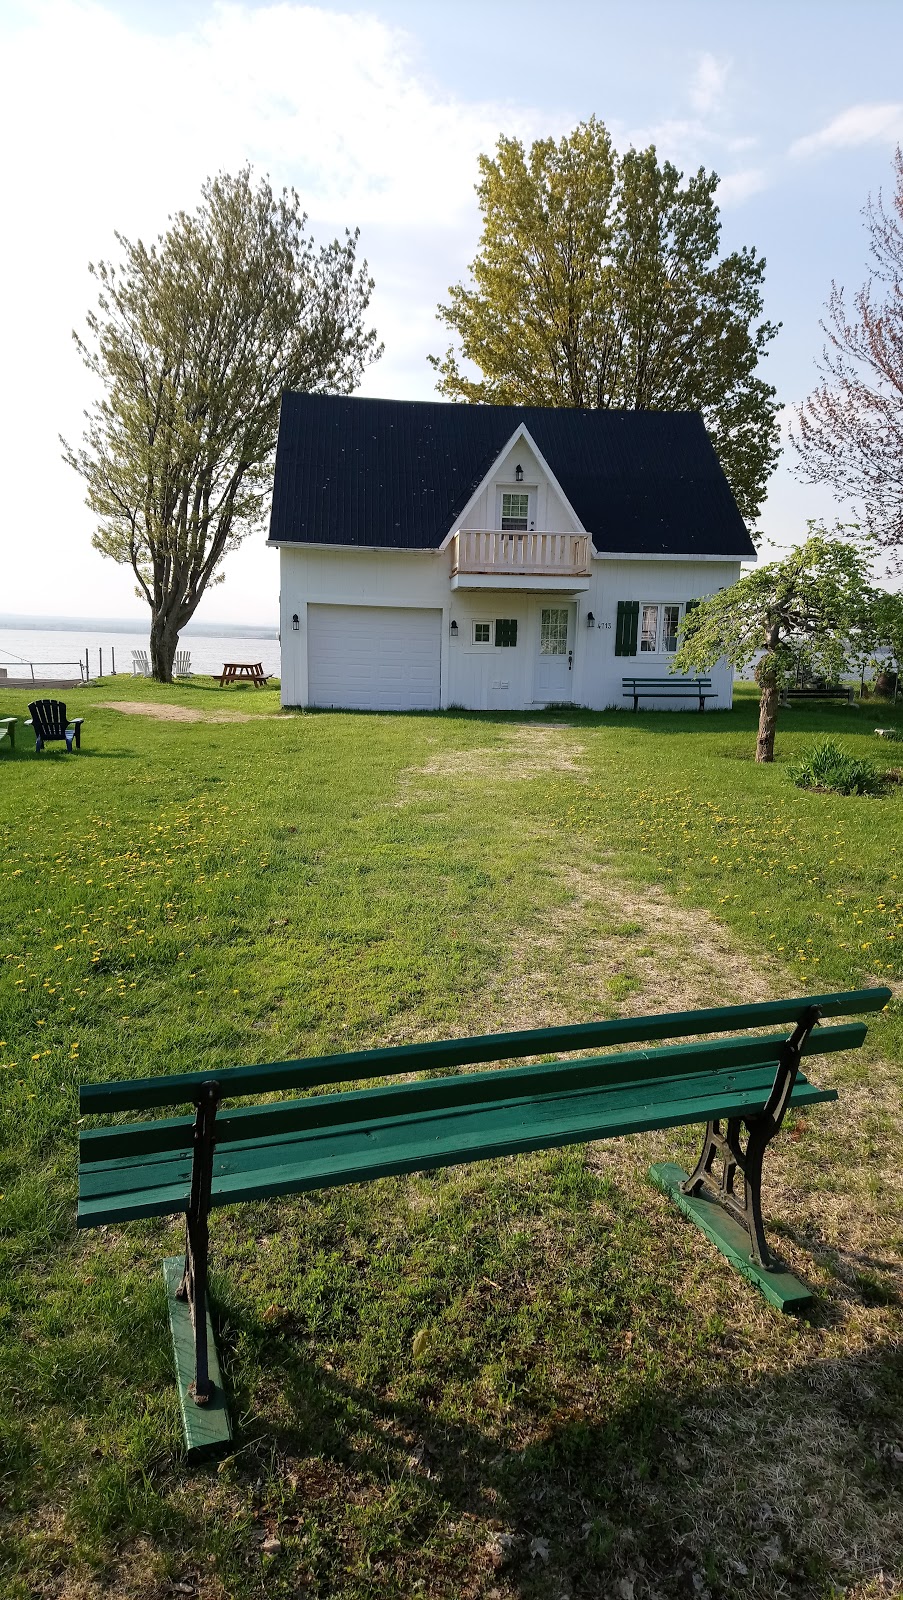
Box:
[97, 700, 282, 724]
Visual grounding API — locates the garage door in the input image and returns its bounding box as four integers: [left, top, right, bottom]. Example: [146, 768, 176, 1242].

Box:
[307, 604, 442, 710]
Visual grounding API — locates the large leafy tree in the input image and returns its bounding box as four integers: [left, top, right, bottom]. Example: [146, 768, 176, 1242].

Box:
[672, 528, 876, 761]
[792, 147, 903, 565]
[431, 118, 781, 524]
[63, 169, 381, 681]
[871, 589, 903, 685]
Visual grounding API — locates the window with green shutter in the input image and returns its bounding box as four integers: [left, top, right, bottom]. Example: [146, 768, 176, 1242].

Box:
[615, 601, 639, 656]
[495, 619, 518, 647]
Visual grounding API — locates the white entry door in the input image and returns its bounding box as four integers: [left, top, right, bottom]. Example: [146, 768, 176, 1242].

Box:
[307, 604, 441, 710]
[534, 605, 575, 702]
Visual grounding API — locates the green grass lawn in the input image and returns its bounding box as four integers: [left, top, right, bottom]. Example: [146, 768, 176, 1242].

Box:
[0, 677, 901, 1599]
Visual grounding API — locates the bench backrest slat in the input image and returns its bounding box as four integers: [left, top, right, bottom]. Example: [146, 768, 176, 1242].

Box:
[78, 987, 890, 1114]
[79, 1021, 867, 1161]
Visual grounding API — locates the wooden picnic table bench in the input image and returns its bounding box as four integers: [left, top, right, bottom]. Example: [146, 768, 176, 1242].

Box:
[77, 984, 888, 1459]
[622, 675, 715, 711]
[216, 661, 270, 687]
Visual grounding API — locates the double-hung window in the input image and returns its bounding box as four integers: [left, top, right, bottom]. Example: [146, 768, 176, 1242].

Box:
[640, 603, 681, 653]
[500, 492, 529, 531]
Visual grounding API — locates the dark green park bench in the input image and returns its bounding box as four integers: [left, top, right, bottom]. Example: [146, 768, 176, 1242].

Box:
[622, 675, 715, 711]
[77, 985, 889, 1459]
[780, 686, 855, 705]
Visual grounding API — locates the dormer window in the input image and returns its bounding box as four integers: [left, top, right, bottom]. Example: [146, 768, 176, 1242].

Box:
[501, 491, 530, 531]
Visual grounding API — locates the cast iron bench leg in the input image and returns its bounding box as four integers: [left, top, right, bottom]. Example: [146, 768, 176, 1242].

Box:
[177, 1083, 220, 1403]
[680, 1004, 821, 1266]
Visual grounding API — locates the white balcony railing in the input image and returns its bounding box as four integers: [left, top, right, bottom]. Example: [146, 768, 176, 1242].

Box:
[451, 529, 591, 578]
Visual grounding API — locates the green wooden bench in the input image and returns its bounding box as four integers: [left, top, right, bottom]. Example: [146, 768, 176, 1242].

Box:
[77, 985, 889, 1459]
[780, 686, 855, 705]
[622, 675, 715, 711]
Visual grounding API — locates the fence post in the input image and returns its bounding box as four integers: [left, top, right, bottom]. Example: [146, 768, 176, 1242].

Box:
[111, 646, 116, 676]
[85, 648, 89, 683]
[99, 647, 103, 679]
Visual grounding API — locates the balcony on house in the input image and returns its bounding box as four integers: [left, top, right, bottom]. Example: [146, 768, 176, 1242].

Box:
[449, 529, 592, 590]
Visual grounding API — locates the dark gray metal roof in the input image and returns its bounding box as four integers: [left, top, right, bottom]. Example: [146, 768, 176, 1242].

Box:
[268, 393, 755, 558]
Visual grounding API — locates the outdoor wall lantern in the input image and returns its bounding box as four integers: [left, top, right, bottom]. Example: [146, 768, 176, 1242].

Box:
[450, 619, 459, 637]
[514, 464, 524, 482]
[292, 613, 300, 630]
[586, 611, 595, 627]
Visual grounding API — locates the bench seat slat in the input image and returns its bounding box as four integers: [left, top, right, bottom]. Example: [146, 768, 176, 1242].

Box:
[78, 990, 889, 1112]
[78, 1023, 866, 1165]
[78, 1065, 834, 1226]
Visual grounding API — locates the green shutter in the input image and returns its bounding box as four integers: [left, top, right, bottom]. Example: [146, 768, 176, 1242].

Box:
[495, 619, 518, 647]
[615, 601, 639, 656]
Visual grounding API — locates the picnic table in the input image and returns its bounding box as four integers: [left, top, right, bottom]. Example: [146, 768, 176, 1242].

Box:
[216, 662, 270, 688]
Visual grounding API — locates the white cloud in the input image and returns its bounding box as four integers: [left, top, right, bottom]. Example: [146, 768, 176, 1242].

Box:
[716, 167, 768, 206]
[790, 102, 903, 158]
[689, 52, 730, 115]
[0, 0, 558, 620]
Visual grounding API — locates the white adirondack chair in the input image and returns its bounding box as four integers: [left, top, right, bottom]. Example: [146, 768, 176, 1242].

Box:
[132, 650, 151, 677]
[174, 650, 193, 678]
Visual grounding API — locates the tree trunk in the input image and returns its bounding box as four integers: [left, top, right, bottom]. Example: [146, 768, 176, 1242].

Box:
[149, 609, 180, 683]
[754, 619, 783, 763]
[756, 679, 780, 762]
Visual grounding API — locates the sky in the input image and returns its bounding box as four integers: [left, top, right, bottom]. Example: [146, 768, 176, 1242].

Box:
[1, 0, 902, 626]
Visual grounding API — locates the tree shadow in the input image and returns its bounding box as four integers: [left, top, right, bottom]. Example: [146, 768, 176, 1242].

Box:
[218, 1308, 903, 1599]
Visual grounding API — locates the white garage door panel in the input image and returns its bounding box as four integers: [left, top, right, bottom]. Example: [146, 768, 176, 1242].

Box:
[307, 605, 441, 709]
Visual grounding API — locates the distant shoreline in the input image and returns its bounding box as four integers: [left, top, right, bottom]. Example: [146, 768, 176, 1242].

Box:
[0, 614, 278, 638]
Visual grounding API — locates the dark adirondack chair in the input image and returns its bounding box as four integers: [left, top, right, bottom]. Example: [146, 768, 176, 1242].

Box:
[26, 700, 84, 753]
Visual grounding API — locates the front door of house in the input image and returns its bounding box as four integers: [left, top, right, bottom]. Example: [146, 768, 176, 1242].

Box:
[534, 604, 575, 702]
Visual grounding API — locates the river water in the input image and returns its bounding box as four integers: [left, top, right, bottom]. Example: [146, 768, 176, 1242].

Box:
[0, 626, 281, 681]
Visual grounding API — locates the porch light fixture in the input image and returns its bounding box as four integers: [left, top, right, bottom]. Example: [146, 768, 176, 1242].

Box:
[514, 464, 524, 482]
[292, 613, 300, 630]
[586, 611, 595, 627]
[450, 619, 459, 637]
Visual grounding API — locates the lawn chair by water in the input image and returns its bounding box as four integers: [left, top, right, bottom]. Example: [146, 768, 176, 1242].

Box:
[132, 651, 151, 676]
[26, 700, 83, 753]
[0, 716, 16, 751]
[174, 651, 192, 678]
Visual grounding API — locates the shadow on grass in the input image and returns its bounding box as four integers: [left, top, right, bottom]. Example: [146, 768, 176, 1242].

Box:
[214, 1308, 903, 1599]
[0, 746, 136, 763]
[286, 698, 903, 743]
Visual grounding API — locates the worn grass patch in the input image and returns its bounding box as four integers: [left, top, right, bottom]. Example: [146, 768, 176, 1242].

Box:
[0, 682, 901, 1598]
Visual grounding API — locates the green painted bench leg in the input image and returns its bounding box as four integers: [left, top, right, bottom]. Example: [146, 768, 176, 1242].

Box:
[649, 1162, 814, 1313]
[163, 1256, 232, 1461]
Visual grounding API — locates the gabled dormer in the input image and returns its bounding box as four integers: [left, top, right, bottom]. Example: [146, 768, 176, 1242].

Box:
[444, 425, 591, 590]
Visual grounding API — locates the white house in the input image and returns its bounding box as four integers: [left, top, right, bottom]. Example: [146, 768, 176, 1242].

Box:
[268, 395, 754, 712]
